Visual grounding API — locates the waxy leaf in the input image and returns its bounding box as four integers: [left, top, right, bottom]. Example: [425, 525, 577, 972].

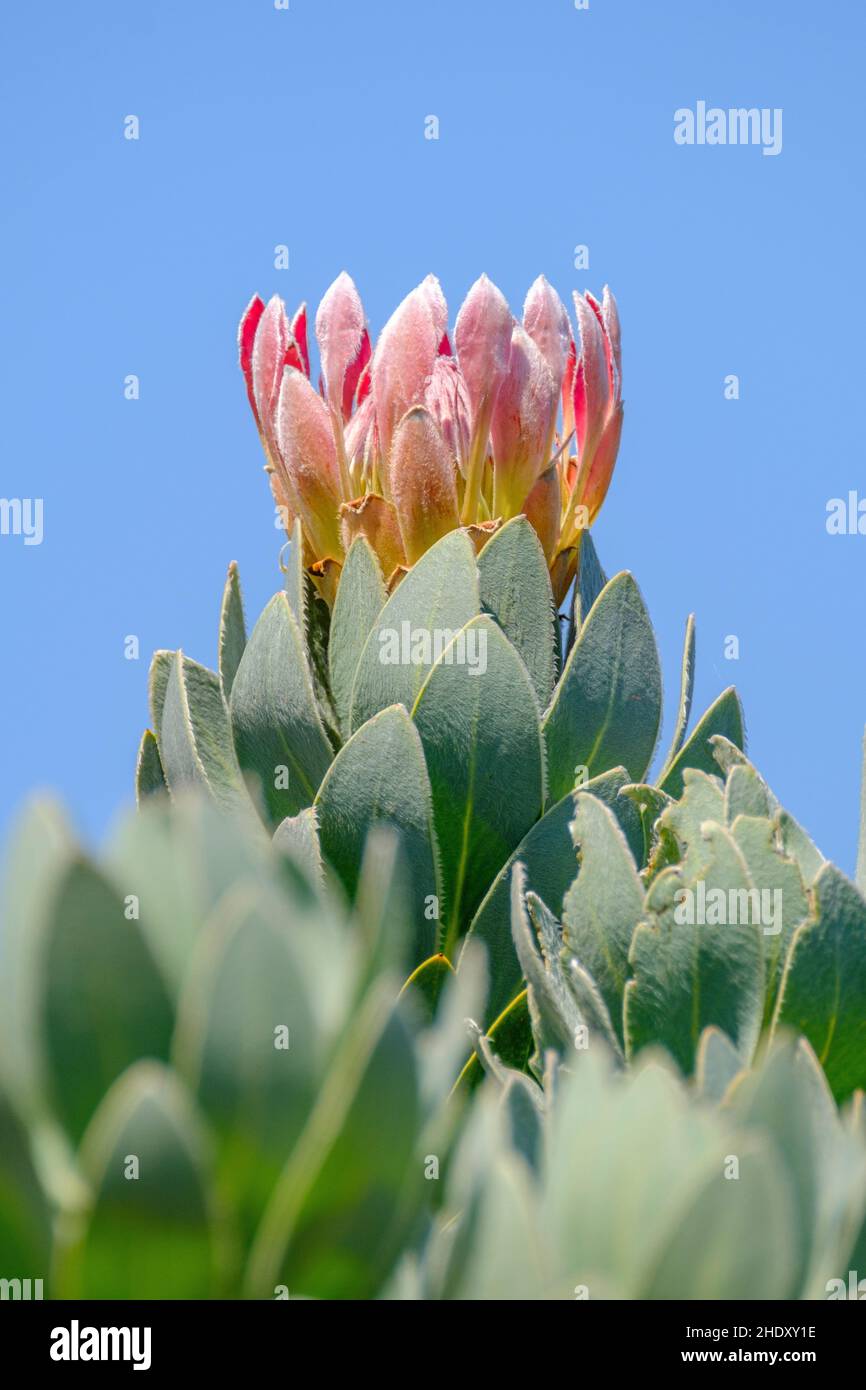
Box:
[272, 808, 324, 887]
[246, 983, 421, 1300]
[315, 705, 439, 963]
[173, 886, 324, 1237]
[478, 516, 556, 710]
[695, 1025, 744, 1102]
[161, 652, 250, 814]
[412, 615, 544, 948]
[574, 530, 608, 632]
[349, 528, 479, 732]
[148, 648, 174, 740]
[625, 822, 764, 1074]
[730, 815, 808, 1024]
[772, 864, 866, 1102]
[543, 572, 662, 802]
[42, 859, 175, 1143]
[460, 766, 640, 1025]
[135, 729, 166, 805]
[230, 593, 333, 825]
[658, 686, 745, 800]
[562, 794, 644, 1046]
[0, 1086, 52, 1275]
[642, 1140, 795, 1300]
[59, 1063, 217, 1299]
[657, 613, 695, 782]
[725, 763, 772, 823]
[218, 560, 247, 700]
[399, 953, 453, 1022]
[329, 538, 387, 735]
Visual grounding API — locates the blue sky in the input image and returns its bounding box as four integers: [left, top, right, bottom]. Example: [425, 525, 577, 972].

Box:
[1, 0, 864, 870]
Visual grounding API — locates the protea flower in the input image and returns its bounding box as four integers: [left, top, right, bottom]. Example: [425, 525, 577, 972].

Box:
[238, 271, 623, 604]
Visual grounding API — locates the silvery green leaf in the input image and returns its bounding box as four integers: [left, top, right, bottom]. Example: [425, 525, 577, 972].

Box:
[658, 687, 745, 800]
[625, 823, 764, 1074]
[315, 705, 439, 964]
[161, 652, 250, 814]
[56, 1063, 218, 1299]
[562, 793, 644, 1045]
[328, 537, 387, 736]
[229, 594, 333, 825]
[543, 572, 662, 800]
[477, 515, 557, 710]
[412, 615, 544, 946]
[349, 529, 479, 732]
[218, 560, 246, 701]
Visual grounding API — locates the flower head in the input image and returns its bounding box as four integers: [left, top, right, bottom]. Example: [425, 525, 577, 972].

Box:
[239, 272, 624, 602]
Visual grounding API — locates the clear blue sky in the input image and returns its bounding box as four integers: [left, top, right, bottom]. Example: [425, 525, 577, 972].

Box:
[2, 0, 864, 871]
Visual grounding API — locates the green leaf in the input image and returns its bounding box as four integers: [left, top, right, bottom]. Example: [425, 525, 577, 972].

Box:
[460, 793, 576, 1025]
[732, 1037, 829, 1297]
[454, 989, 534, 1093]
[776, 809, 825, 887]
[314, 705, 439, 964]
[282, 520, 340, 745]
[460, 767, 638, 1026]
[58, 1063, 218, 1299]
[42, 859, 175, 1143]
[562, 793, 644, 1047]
[272, 808, 323, 887]
[0, 798, 75, 1118]
[148, 649, 174, 742]
[661, 767, 725, 879]
[172, 884, 324, 1239]
[657, 613, 696, 783]
[399, 953, 453, 1022]
[329, 538, 387, 736]
[725, 763, 772, 823]
[641, 1140, 795, 1300]
[625, 822, 765, 1074]
[135, 729, 167, 805]
[0, 1086, 52, 1277]
[574, 530, 608, 631]
[478, 515, 556, 710]
[730, 815, 809, 1025]
[104, 795, 272, 996]
[694, 1025, 744, 1102]
[617, 783, 674, 869]
[510, 863, 584, 1069]
[654, 769, 723, 884]
[160, 652, 250, 813]
[282, 518, 307, 627]
[218, 560, 246, 700]
[412, 615, 544, 947]
[349, 528, 480, 732]
[543, 572, 662, 801]
[657, 687, 745, 800]
[246, 982, 422, 1300]
[229, 593, 333, 825]
[771, 864, 866, 1102]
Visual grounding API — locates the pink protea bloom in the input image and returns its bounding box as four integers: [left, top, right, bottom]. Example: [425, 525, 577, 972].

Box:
[238, 272, 623, 603]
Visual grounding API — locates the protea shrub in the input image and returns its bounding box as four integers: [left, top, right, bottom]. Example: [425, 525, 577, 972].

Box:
[3, 270, 866, 1301]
